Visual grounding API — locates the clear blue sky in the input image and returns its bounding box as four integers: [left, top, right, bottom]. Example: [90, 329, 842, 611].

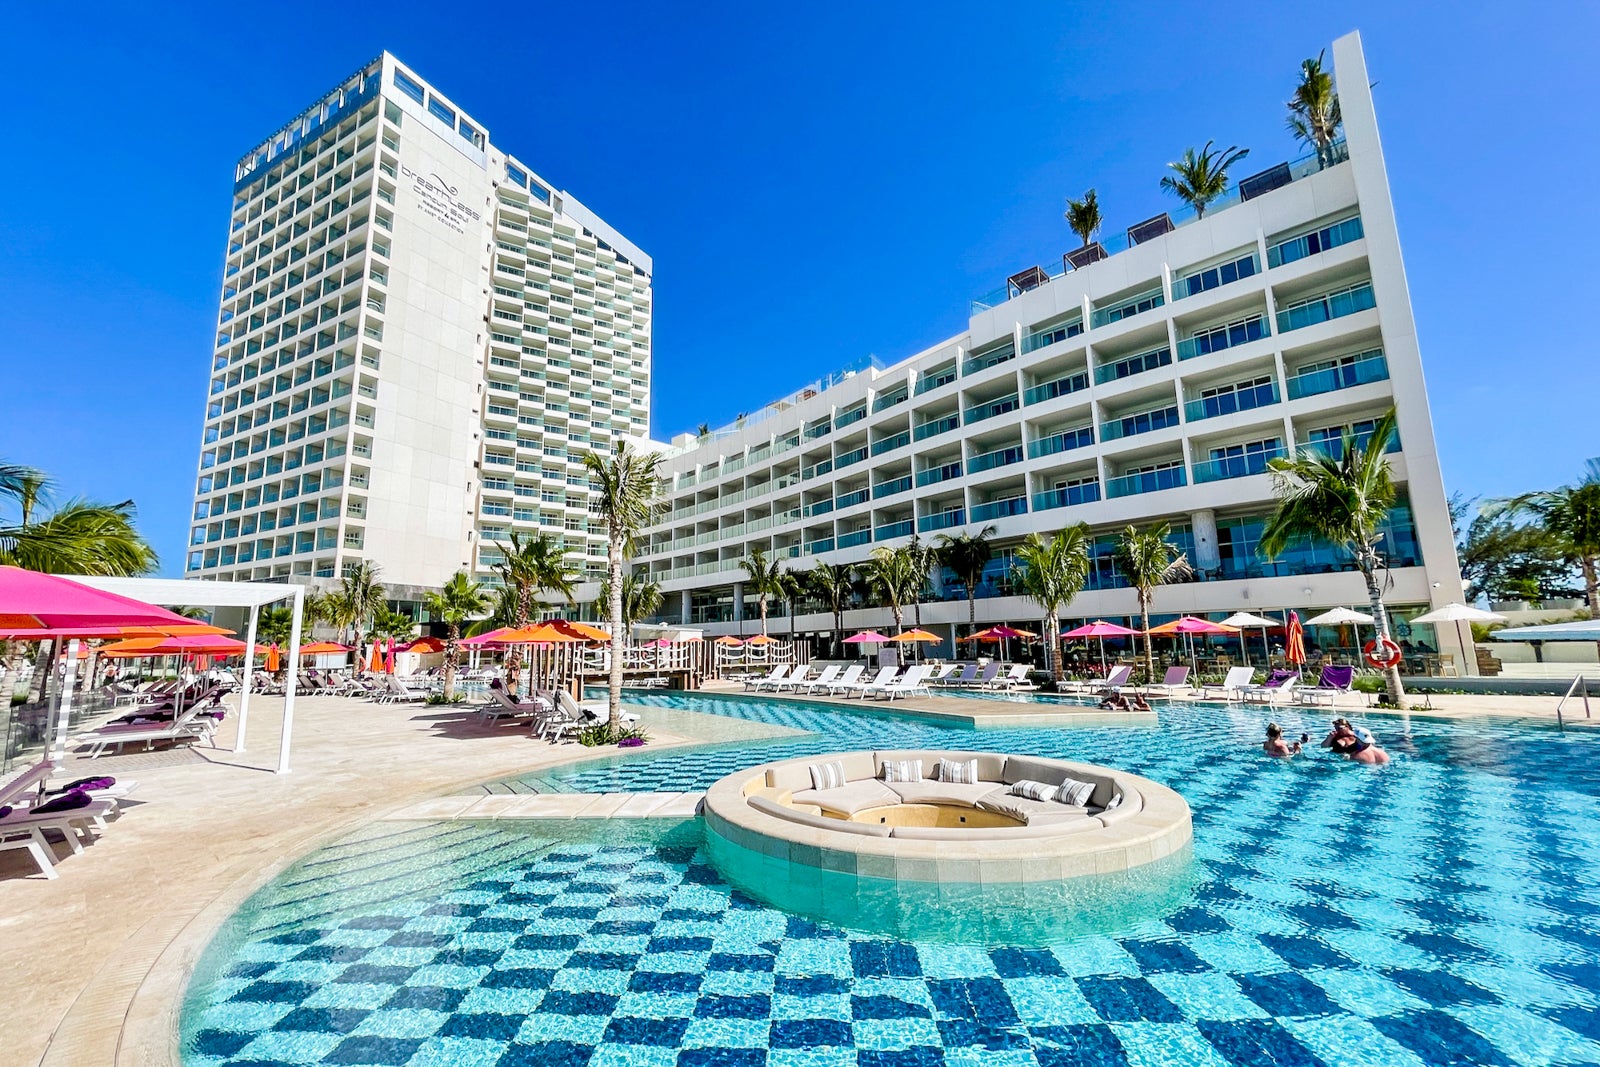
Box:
[1, 3, 1594, 576]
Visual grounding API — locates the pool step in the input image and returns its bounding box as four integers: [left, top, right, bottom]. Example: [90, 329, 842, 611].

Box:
[382, 791, 705, 822]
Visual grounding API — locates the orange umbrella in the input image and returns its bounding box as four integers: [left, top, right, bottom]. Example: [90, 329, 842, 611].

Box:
[368, 644, 383, 671]
[500, 619, 611, 643]
[744, 634, 777, 646]
[265, 644, 281, 672]
[401, 636, 446, 653]
[100, 634, 252, 658]
[299, 641, 352, 655]
[1286, 611, 1307, 668]
[713, 635, 744, 647]
[889, 629, 941, 643]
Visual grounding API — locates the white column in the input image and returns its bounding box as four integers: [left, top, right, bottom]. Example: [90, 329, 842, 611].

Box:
[235, 603, 259, 753]
[49, 639, 80, 763]
[1191, 509, 1221, 578]
[277, 586, 304, 774]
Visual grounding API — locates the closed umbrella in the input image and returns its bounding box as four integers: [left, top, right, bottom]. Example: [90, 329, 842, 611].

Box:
[1220, 612, 1279, 667]
[1410, 603, 1507, 673]
[265, 643, 281, 673]
[1061, 620, 1141, 674]
[1285, 611, 1307, 671]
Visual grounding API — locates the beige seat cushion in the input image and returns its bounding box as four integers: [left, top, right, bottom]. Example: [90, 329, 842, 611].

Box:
[886, 781, 1003, 807]
[1001, 755, 1071, 788]
[977, 793, 1093, 826]
[791, 779, 899, 816]
[747, 795, 892, 836]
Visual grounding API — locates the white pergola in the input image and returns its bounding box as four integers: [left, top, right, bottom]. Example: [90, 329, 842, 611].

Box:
[66, 576, 306, 774]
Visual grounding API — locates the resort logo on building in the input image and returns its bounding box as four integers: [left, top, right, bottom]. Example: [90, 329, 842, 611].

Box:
[401, 163, 482, 235]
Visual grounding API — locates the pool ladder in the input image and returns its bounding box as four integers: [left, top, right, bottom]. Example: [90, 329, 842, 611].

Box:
[1556, 675, 1592, 729]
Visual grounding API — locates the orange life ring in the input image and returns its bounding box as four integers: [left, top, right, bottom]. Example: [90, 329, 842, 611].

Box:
[1364, 636, 1402, 670]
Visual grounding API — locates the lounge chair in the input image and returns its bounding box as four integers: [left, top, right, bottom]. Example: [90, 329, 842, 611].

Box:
[479, 682, 548, 722]
[1060, 665, 1132, 695]
[1297, 665, 1357, 708]
[1199, 666, 1257, 702]
[963, 663, 1002, 689]
[1242, 670, 1301, 705]
[743, 665, 790, 691]
[1136, 666, 1192, 698]
[815, 664, 864, 694]
[933, 664, 977, 688]
[990, 664, 1037, 691]
[557, 689, 640, 728]
[791, 665, 840, 693]
[840, 667, 897, 698]
[74, 704, 220, 758]
[773, 665, 819, 692]
[872, 665, 935, 701]
[378, 675, 426, 703]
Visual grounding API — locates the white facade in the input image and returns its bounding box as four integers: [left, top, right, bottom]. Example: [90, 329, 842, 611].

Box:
[640, 33, 1470, 667]
[187, 53, 652, 598]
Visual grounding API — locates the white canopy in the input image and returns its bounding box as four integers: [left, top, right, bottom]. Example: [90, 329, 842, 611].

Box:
[1304, 607, 1376, 626]
[1491, 619, 1600, 642]
[1411, 603, 1506, 625]
[1221, 612, 1280, 628]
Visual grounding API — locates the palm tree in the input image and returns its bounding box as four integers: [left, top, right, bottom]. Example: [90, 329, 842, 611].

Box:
[868, 546, 920, 635]
[338, 562, 386, 645]
[597, 572, 665, 630]
[0, 461, 157, 575]
[809, 562, 856, 656]
[696, 423, 712, 441]
[424, 571, 491, 701]
[1064, 189, 1102, 249]
[370, 605, 416, 643]
[1159, 140, 1250, 219]
[1113, 523, 1194, 679]
[318, 588, 357, 645]
[905, 533, 933, 632]
[1260, 407, 1405, 703]
[1286, 50, 1342, 167]
[584, 439, 664, 725]
[740, 547, 787, 638]
[1013, 525, 1091, 682]
[1490, 469, 1600, 618]
[776, 567, 805, 642]
[493, 529, 578, 691]
[936, 525, 998, 630]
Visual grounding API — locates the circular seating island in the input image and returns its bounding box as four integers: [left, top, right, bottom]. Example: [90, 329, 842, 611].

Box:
[702, 749, 1193, 913]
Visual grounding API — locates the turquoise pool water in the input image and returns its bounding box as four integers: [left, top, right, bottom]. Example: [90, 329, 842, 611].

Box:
[183, 693, 1600, 1066]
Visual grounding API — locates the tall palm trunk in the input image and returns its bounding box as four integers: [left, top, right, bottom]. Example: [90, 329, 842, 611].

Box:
[967, 587, 977, 627]
[1361, 559, 1405, 705]
[606, 537, 625, 726]
[443, 627, 460, 702]
[833, 610, 843, 659]
[1047, 616, 1063, 681]
[1138, 598, 1154, 680]
[1583, 555, 1600, 617]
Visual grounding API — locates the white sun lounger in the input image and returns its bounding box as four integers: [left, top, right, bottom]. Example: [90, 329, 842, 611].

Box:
[867, 665, 935, 701]
[779, 665, 832, 692]
[813, 664, 864, 694]
[744, 665, 791, 691]
[839, 667, 897, 697]
[1199, 666, 1257, 702]
[1060, 665, 1132, 694]
[73, 704, 221, 758]
[990, 664, 1037, 691]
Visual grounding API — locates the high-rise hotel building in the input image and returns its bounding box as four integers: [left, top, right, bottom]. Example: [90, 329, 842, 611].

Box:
[186, 53, 651, 600]
[640, 33, 1471, 665]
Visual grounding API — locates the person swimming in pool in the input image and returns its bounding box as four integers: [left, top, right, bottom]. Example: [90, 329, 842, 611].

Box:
[1262, 722, 1305, 757]
[1322, 718, 1390, 764]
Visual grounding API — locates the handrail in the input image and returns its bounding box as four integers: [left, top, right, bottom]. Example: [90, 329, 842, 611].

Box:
[1556, 674, 1592, 729]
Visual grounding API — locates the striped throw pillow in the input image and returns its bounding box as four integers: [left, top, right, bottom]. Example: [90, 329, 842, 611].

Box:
[1103, 790, 1124, 811]
[809, 761, 848, 791]
[1009, 779, 1057, 802]
[1056, 777, 1095, 807]
[937, 758, 979, 785]
[881, 759, 923, 783]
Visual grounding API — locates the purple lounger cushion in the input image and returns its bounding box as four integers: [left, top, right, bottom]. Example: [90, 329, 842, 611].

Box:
[60, 776, 116, 792]
[32, 789, 92, 814]
[0, 805, 12, 819]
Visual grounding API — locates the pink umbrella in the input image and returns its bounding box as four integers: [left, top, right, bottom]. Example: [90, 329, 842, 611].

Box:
[460, 627, 515, 646]
[0, 566, 229, 637]
[1061, 620, 1141, 674]
[843, 631, 889, 643]
[386, 636, 396, 674]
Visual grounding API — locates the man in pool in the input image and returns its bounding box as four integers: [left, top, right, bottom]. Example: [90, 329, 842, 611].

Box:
[1322, 718, 1390, 765]
[1262, 722, 1305, 757]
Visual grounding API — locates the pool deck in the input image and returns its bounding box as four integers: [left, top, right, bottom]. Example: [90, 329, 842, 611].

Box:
[0, 684, 1585, 1066]
[383, 790, 706, 821]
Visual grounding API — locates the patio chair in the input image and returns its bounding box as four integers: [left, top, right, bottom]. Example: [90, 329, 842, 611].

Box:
[1060, 665, 1132, 694]
[872, 664, 935, 701]
[773, 665, 820, 692]
[74, 703, 221, 758]
[963, 663, 1002, 689]
[990, 664, 1036, 691]
[1297, 665, 1357, 708]
[933, 664, 977, 688]
[558, 689, 640, 727]
[1198, 666, 1257, 702]
[840, 667, 897, 698]
[790, 665, 839, 693]
[742, 665, 790, 691]
[1242, 670, 1301, 705]
[815, 664, 863, 694]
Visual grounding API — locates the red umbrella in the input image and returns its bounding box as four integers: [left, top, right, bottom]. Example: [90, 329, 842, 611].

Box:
[1061, 620, 1141, 674]
[386, 636, 396, 674]
[1286, 611, 1307, 669]
[399, 636, 445, 653]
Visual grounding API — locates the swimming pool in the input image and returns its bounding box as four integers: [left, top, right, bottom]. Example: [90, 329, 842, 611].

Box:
[182, 693, 1600, 1067]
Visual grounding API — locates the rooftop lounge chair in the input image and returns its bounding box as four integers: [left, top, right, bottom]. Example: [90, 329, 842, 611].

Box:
[1199, 666, 1257, 702]
[743, 665, 790, 691]
[1297, 665, 1357, 708]
[1242, 670, 1300, 705]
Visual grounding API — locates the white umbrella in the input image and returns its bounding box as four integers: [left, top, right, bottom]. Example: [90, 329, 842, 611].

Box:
[1411, 603, 1507, 671]
[1303, 607, 1377, 662]
[1220, 612, 1280, 667]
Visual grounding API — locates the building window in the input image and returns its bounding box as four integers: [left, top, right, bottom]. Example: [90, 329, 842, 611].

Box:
[427, 97, 456, 127]
[393, 70, 425, 105]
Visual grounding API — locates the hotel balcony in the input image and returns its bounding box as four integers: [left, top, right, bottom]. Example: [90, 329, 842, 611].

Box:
[1191, 445, 1286, 483]
[1276, 281, 1376, 333]
[1033, 481, 1101, 511]
[1183, 380, 1280, 423]
[1106, 464, 1187, 499]
[1285, 352, 1389, 400]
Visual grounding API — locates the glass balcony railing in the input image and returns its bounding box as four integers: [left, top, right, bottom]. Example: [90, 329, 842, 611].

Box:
[1285, 353, 1389, 400]
[805, 537, 835, 554]
[1100, 406, 1180, 441]
[916, 461, 962, 487]
[836, 488, 870, 509]
[873, 476, 913, 499]
[1296, 428, 1402, 456]
[1021, 319, 1083, 354]
[918, 509, 966, 533]
[913, 414, 960, 440]
[801, 459, 833, 480]
[1267, 215, 1363, 268]
[1176, 315, 1269, 360]
[875, 520, 914, 541]
[962, 347, 1015, 376]
[805, 421, 832, 440]
[836, 447, 868, 469]
[872, 391, 908, 413]
[1184, 381, 1280, 422]
[1106, 466, 1187, 498]
[1024, 371, 1089, 405]
[966, 394, 1020, 423]
[1276, 282, 1376, 333]
[1192, 446, 1286, 483]
[914, 370, 957, 395]
[1172, 252, 1259, 301]
[1090, 285, 1164, 329]
[1095, 347, 1172, 385]
[968, 444, 1025, 474]
[871, 430, 911, 456]
[838, 529, 872, 549]
[803, 499, 834, 518]
[970, 496, 1028, 522]
[836, 406, 867, 429]
[1033, 482, 1101, 511]
[1028, 426, 1094, 459]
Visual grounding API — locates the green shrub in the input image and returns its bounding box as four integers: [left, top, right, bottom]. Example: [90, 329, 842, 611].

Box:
[577, 721, 652, 747]
[425, 691, 466, 705]
[1351, 675, 1385, 694]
